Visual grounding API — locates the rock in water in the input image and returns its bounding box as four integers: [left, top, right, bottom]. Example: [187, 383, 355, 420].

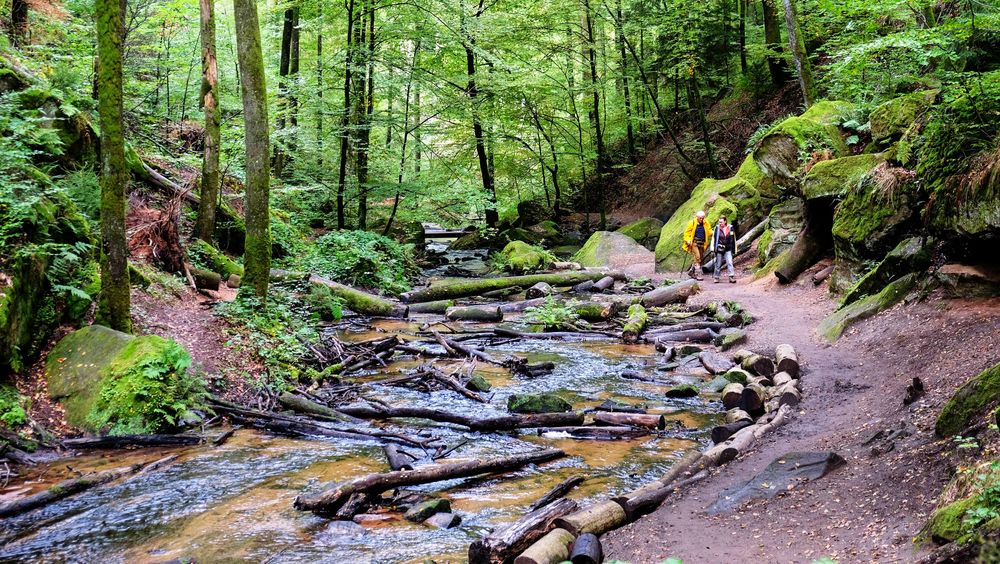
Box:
[665, 385, 699, 398]
[404, 498, 451, 522]
[424, 512, 462, 529]
[507, 393, 573, 414]
[707, 451, 846, 513]
[573, 231, 653, 271]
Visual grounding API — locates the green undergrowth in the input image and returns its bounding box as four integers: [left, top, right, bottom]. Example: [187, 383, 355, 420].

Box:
[85, 337, 207, 435]
[215, 282, 323, 390]
[493, 241, 556, 273]
[524, 297, 580, 330]
[298, 230, 417, 295]
[0, 384, 29, 428]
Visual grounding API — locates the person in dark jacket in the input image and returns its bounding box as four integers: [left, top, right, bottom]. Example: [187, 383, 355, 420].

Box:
[713, 215, 737, 283]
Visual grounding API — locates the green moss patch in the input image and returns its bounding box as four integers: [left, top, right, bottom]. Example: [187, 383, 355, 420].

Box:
[499, 241, 554, 273]
[842, 237, 932, 305]
[575, 230, 652, 269]
[936, 363, 1000, 438]
[801, 154, 885, 200]
[617, 217, 664, 250]
[869, 89, 938, 144]
[925, 497, 977, 544]
[507, 393, 572, 414]
[0, 384, 29, 428]
[188, 239, 244, 280]
[818, 273, 918, 342]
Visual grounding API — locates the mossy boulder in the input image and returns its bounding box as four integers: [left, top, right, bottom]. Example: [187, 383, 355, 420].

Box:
[617, 217, 664, 251]
[500, 241, 552, 273]
[404, 498, 451, 522]
[723, 368, 751, 385]
[188, 239, 244, 280]
[830, 184, 916, 293]
[735, 154, 782, 204]
[842, 237, 932, 305]
[498, 227, 542, 247]
[665, 384, 700, 398]
[758, 199, 805, 265]
[527, 221, 561, 242]
[465, 374, 492, 393]
[575, 231, 652, 269]
[713, 329, 748, 351]
[934, 264, 1000, 299]
[869, 89, 938, 144]
[515, 200, 551, 227]
[752, 101, 854, 187]
[818, 273, 918, 342]
[449, 230, 484, 251]
[925, 497, 977, 544]
[936, 363, 1000, 438]
[655, 177, 763, 272]
[800, 154, 885, 200]
[507, 393, 572, 414]
[46, 326, 204, 433]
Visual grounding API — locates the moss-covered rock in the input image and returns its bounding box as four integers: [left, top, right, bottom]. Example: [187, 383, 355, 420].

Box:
[869, 89, 938, 144]
[936, 363, 1000, 437]
[46, 326, 204, 433]
[830, 183, 916, 293]
[713, 329, 748, 351]
[752, 101, 853, 187]
[498, 227, 542, 247]
[448, 230, 483, 251]
[617, 217, 664, 251]
[507, 393, 572, 414]
[575, 230, 652, 269]
[842, 237, 932, 305]
[466, 374, 492, 393]
[500, 241, 552, 273]
[188, 239, 244, 280]
[758, 199, 805, 265]
[818, 273, 918, 342]
[925, 497, 976, 544]
[665, 384, 700, 398]
[655, 177, 762, 272]
[735, 154, 782, 204]
[935, 264, 1000, 299]
[515, 200, 551, 227]
[801, 154, 885, 200]
[528, 221, 561, 242]
[404, 498, 451, 522]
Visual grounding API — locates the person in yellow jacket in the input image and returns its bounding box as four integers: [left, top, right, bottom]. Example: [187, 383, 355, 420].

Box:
[681, 210, 712, 280]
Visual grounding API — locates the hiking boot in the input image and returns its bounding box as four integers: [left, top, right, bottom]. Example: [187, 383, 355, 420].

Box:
[713, 277, 720, 283]
[729, 276, 736, 284]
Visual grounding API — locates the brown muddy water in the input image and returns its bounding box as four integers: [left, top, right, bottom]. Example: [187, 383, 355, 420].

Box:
[0, 245, 725, 563]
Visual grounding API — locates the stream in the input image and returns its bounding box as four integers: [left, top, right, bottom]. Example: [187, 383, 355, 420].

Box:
[0, 242, 728, 564]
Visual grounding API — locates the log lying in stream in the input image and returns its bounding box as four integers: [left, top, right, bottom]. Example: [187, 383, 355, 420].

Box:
[554, 500, 628, 536]
[336, 405, 585, 432]
[294, 447, 566, 515]
[639, 280, 699, 307]
[401, 272, 624, 303]
[278, 392, 359, 423]
[469, 497, 578, 564]
[383, 444, 414, 471]
[526, 282, 553, 299]
[0, 454, 177, 518]
[621, 305, 648, 344]
[592, 412, 665, 430]
[407, 299, 455, 314]
[446, 306, 503, 322]
[514, 527, 575, 564]
[62, 434, 204, 449]
[536, 426, 650, 440]
[649, 328, 716, 345]
[528, 475, 586, 512]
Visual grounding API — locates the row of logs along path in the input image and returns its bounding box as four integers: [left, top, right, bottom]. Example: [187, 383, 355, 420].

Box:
[0, 263, 803, 564]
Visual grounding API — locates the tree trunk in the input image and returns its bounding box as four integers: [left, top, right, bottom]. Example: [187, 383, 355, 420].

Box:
[739, 0, 748, 74]
[688, 73, 718, 177]
[309, 274, 408, 317]
[469, 498, 578, 564]
[273, 6, 294, 177]
[592, 412, 665, 429]
[445, 306, 503, 322]
[775, 344, 800, 377]
[615, 0, 635, 164]
[621, 305, 647, 344]
[463, 0, 498, 226]
[355, 0, 375, 230]
[722, 383, 744, 409]
[569, 534, 603, 564]
[316, 6, 323, 170]
[782, 0, 815, 106]
[336, 0, 356, 229]
[289, 7, 300, 154]
[582, 0, 606, 228]
[10, 0, 28, 48]
[775, 201, 832, 284]
[401, 271, 623, 303]
[639, 279, 699, 307]
[514, 528, 575, 564]
[96, 0, 131, 332]
[382, 443, 414, 471]
[741, 354, 775, 377]
[337, 405, 585, 432]
[195, 0, 221, 242]
[295, 448, 566, 515]
[554, 500, 627, 536]
[233, 0, 271, 301]
[762, 0, 789, 86]
[384, 36, 421, 237]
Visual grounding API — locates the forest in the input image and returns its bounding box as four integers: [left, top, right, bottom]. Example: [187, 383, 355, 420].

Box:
[1, 0, 999, 561]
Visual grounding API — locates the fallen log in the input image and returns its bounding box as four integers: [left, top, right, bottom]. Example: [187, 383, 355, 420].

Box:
[569, 533, 602, 564]
[593, 276, 615, 291]
[402, 272, 623, 303]
[775, 344, 800, 378]
[771, 383, 802, 407]
[309, 274, 409, 318]
[722, 383, 744, 410]
[537, 426, 649, 440]
[446, 306, 504, 322]
[645, 320, 726, 334]
[740, 382, 766, 414]
[639, 280, 699, 308]
[0, 455, 172, 518]
[735, 218, 767, 257]
[699, 405, 792, 467]
[708, 302, 743, 326]
[554, 499, 627, 536]
[407, 300, 455, 314]
[741, 353, 775, 377]
[527, 475, 586, 512]
[526, 282, 553, 299]
[772, 371, 795, 388]
[62, 434, 204, 449]
[711, 420, 753, 444]
[336, 405, 584, 432]
[482, 286, 524, 299]
[592, 412, 665, 430]
[431, 331, 523, 374]
[469, 498, 578, 564]
[612, 471, 708, 521]
[500, 298, 548, 313]
[726, 408, 753, 424]
[699, 351, 735, 374]
[812, 264, 835, 285]
[383, 444, 414, 471]
[294, 447, 566, 515]
[572, 280, 596, 293]
[571, 301, 620, 321]
[192, 267, 221, 290]
[610, 450, 702, 513]
[593, 399, 646, 414]
[494, 328, 618, 340]
[278, 392, 358, 423]
[514, 527, 575, 564]
[650, 328, 716, 345]
[621, 304, 648, 344]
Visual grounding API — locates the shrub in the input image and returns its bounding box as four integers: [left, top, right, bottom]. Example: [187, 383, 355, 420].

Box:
[0, 384, 29, 428]
[300, 230, 418, 295]
[524, 297, 580, 330]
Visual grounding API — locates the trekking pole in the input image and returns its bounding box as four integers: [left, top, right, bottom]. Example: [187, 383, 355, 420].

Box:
[681, 247, 691, 278]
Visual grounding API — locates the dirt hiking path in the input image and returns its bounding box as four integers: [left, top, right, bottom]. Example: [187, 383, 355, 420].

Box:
[604, 266, 1000, 563]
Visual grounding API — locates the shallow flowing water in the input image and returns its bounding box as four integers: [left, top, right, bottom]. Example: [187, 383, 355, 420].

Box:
[0, 244, 727, 563]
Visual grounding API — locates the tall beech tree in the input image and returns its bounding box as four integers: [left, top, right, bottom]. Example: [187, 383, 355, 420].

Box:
[783, 0, 815, 106]
[194, 0, 221, 242]
[233, 0, 271, 301]
[96, 0, 131, 332]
